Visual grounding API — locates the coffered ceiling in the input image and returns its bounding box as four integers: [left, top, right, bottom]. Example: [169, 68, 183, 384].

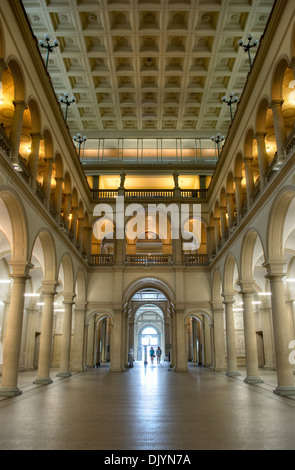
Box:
[21, 0, 275, 140]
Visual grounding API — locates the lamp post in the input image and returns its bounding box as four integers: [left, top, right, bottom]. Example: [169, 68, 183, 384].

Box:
[59, 93, 76, 123]
[73, 133, 87, 159]
[238, 34, 259, 69]
[39, 34, 59, 70]
[211, 133, 225, 157]
[222, 92, 239, 121]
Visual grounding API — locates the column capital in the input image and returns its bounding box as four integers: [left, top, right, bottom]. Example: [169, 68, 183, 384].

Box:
[271, 100, 284, 109]
[238, 280, 255, 295]
[41, 280, 59, 295]
[262, 259, 286, 279]
[63, 293, 76, 304]
[243, 155, 253, 163]
[12, 100, 27, 110]
[30, 132, 43, 140]
[211, 300, 224, 312]
[255, 131, 266, 139]
[9, 261, 33, 279]
[222, 292, 235, 304]
[74, 300, 87, 311]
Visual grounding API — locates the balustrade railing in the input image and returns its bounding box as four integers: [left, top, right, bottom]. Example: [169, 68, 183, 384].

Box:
[92, 189, 118, 199]
[180, 189, 207, 199]
[184, 253, 209, 265]
[125, 189, 174, 199]
[126, 254, 173, 265]
[92, 188, 208, 200]
[90, 254, 114, 265]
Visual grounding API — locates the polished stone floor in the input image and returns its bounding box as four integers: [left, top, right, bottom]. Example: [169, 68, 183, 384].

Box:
[0, 362, 295, 450]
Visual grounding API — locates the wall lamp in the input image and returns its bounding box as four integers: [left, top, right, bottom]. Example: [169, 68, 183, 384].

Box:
[73, 133, 87, 159]
[222, 92, 239, 121]
[59, 92, 76, 123]
[238, 34, 259, 69]
[211, 133, 225, 156]
[39, 34, 59, 70]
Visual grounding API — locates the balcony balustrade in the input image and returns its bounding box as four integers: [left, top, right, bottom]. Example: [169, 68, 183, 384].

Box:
[92, 188, 207, 201]
[126, 254, 173, 265]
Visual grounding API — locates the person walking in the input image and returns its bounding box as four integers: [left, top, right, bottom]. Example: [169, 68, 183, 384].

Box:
[150, 347, 155, 364]
[156, 346, 162, 364]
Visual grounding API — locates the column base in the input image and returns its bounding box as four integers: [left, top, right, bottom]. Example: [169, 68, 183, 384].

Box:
[0, 386, 22, 397]
[226, 370, 241, 377]
[33, 377, 53, 385]
[273, 385, 295, 396]
[244, 376, 263, 384]
[56, 371, 72, 378]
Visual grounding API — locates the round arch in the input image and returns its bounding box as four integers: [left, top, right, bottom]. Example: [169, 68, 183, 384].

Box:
[271, 56, 290, 101]
[75, 268, 87, 302]
[256, 96, 271, 134]
[267, 187, 295, 260]
[223, 252, 240, 293]
[30, 228, 57, 282]
[212, 268, 223, 302]
[240, 228, 266, 281]
[123, 276, 174, 306]
[58, 252, 74, 294]
[27, 96, 42, 134]
[6, 56, 26, 101]
[0, 187, 28, 262]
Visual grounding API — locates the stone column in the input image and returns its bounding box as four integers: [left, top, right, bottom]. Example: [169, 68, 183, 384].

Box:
[9, 100, 27, 163]
[78, 216, 84, 250]
[72, 301, 87, 372]
[115, 236, 126, 265]
[255, 132, 268, 188]
[212, 301, 226, 371]
[173, 307, 188, 372]
[271, 100, 287, 161]
[1, 294, 11, 344]
[28, 132, 42, 190]
[223, 293, 240, 377]
[63, 193, 72, 230]
[234, 176, 243, 221]
[205, 225, 215, 259]
[239, 282, 263, 383]
[111, 308, 125, 371]
[54, 177, 63, 219]
[83, 226, 93, 261]
[0, 263, 31, 397]
[71, 205, 78, 241]
[172, 236, 183, 265]
[264, 262, 295, 395]
[57, 293, 75, 377]
[86, 317, 94, 367]
[34, 281, 58, 385]
[219, 206, 227, 239]
[214, 217, 221, 251]
[192, 318, 197, 362]
[187, 318, 193, 361]
[260, 301, 276, 369]
[24, 300, 38, 370]
[43, 157, 54, 208]
[226, 192, 235, 228]
[243, 156, 254, 208]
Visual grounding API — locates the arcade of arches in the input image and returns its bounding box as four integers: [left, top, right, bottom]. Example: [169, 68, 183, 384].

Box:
[2, 0, 295, 406]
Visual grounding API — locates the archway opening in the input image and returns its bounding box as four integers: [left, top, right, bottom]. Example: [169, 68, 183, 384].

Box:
[129, 287, 169, 365]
